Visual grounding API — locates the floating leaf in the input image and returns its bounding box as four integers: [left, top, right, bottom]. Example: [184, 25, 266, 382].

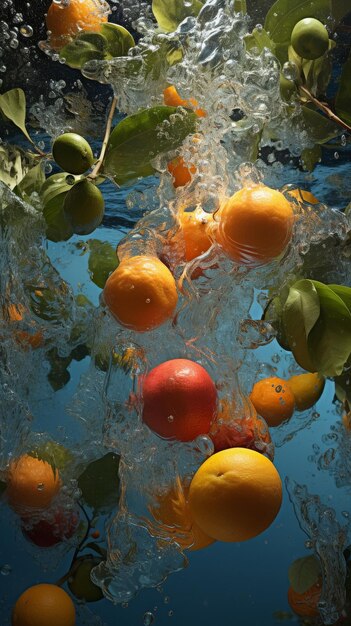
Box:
[282, 279, 320, 372]
[335, 53, 351, 127]
[14, 162, 45, 201]
[301, 107, 340, 145]
[78, 453, 120, 511]
[288, 555, 321, 594]
[88, 240, 119, 288]
[100, 23, 135, 57]
[152, 0, 203, 32]
[103, 105, 197, 185]
[0, 88, 32, 143]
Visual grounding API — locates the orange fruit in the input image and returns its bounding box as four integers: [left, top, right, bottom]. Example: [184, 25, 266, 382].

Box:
[288, 579, 322, 617]
[167, 156, 197, 188]
[141, 358, 217, 441]
[215, 185, 294, 265]
[250, 377, 295, 427]
[12, 583, 75, 626]
[6, 304, 44, 350]
[288, 372, 325, 411]
[46, 0, 108, 50]
[103, 255, 178, 332]
[6, 454, 61, 514]
[288, 188, 319, 205]
[189, 447, 282, 542]
[163, 85, 206, 118]
[210, 399, 272, 457]
[164, 206, 213, 264]
[148, 477, 215, 551]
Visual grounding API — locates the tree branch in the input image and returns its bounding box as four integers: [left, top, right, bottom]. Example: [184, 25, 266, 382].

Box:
[299, 86, 351, 134]
[88, 95, 118, 181]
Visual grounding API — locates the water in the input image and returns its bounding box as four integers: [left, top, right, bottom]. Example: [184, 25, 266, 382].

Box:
[1, 0, 351, 625]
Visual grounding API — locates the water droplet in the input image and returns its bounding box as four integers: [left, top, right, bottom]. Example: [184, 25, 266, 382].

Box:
[145, 298, 151, 304]
[168, 610, 174, 617]
[65, 174, 75, 185]
[282, 61, 298, 81]
[143, 612, 155, 626]
[122, 602, 129, 609]
[334, 152, 339, 160]
[275, 385, 282, 393]
[20, 25, 33, 37]
[45, 163, 53, 174]
[37, 483, 45, 491]
[167, 415, 174, 423]
[1, 564, 12, 576]
[164, 596, 170, 604]
[271, 354, 280, 364]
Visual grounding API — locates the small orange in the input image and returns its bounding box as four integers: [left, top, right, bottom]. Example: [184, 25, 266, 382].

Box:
[189, 447, 282, 542]
[288, 579, 322, 617]
[12, 583, 75, 626]
[215, 185, 294, 265]
[250, 377, 295, 427]
[163, 86, 206, 118]
[46, 0, 109, 50]
[148, 477, 215, 551]
[288, 372, 325, 411]
[288, 188, 319, 205]
[103, 255, 178, 332]
[6, 454, 61, 514]
[165, 206, 213, 264]
[167, 156, 197, 188]
[6, 304, 44, 350]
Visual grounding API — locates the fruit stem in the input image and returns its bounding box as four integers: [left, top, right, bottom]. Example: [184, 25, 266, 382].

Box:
[88, 95, 118, 181]
[299, 85, 351, 134]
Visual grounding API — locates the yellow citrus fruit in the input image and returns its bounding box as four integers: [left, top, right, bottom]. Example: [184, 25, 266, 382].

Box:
[148, 477, 215, 551]
[215, 185, 294, 265]
[189, 448, 282, 542]
[12, 583, 75, 626]
[167, 156, 197, 188]
[103, 255, 178, 332]
[250, 377, 295, 427]
[6, 454, 61, 514]
[288, 372, 325, 411]
[288, 188, 319, 205]
[163, 85, 206, 118]
[46, 0, 108, 50]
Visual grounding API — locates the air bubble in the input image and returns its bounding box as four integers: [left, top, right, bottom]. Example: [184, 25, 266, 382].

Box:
[143, 612, 155, 625]
[282, 61, 298, 81]
[20, 25, 33, 37]
[0, 564, 12, 576]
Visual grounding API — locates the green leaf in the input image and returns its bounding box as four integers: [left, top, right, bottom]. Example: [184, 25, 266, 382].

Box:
[14, 162, 45, 201]
[30, 441, 74, 472]
[334, 372, 351, 405]
[288, 555, 321, 594]
[100, 23, 135, 57]
[301, 144, 322, 171]
[308, 281, 351, 376]
[301, 107, 340, 144]
[0, 144, 32, 190]
[283, 279, 321, 372]
[0, 88, 32, 143]
[103, 106, 197, 186]
[245, 27, 276, 54]
[234, 0, 247, 12]
[88, 240, 119, 289]
[331, 0, 351, 23]
[60, 38, 107, 70]
[152, 0, 203, 32]
[78, 453, 120, 512]
[335, 53, 351, 127]
[328, 285, 351, 313]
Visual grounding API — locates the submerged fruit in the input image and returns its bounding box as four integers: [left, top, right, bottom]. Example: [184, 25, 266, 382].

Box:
[250, 377, 295, 427]
[6, 454, 61, 514]
[288, 579, 322, 617]
[189, 448, 282, 542]
[12, 583, 75, 626]
[291, 18, 329, 60]
[288, 372, 325, 411]
[163, 85, 206, 118]
[215, 185, 294, 266]
[63, 179, 105, 235]
[210, 399, 272, 457]
[142, 358, 217, 441]
[164, 206, 213, 265]
[22, 508, 79, 548]
[167, 156, 197, 188]
[68, 558, 104, 602]
[103, 255, 178, 332]
[46, 0, 109, 50]
[52, 133, 94, 175]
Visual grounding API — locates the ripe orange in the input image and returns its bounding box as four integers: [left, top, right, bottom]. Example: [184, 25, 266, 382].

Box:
[189, 448, 282, 542]
[215, 185, 294, 265]
[6, 304, 43, 350]
[46, 0, 109, 50]
[250, 377, 295, 427]
[288, 579, 322, 617]
[12, 583, 75, 626]
[288, 188, 319, 205]
[164, 206, 213, 265]
[6, 454, 61, 514]
[148, 477, 215, 551]
[288, 372, 325, 411]
[163, 85, 206, 118]
[103, 255, 178, 332]
[167, 156, 197, 188]
[141, 358, 217, 441]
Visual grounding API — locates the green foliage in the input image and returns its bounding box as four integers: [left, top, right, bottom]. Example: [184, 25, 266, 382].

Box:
[300, 107, 340, 145]
[14, 162, 46, 202]
[301, 144, 322, 171]
[245, 27, 275, 54]
[68, 557, 104, 602]
[0, 88, 32, 143]
[282, 280, 351, 376]
[88, 240, 119, 288]
[78, 453, 120, 512]
[335, 52, 351, 126]
[152, 0, 203, 32]
[30, 441, 73, 472]
[288, 555, 321, 594]
[60, 24, 135, 69]
[103, 106, 197, 185]
[0, 144, 37, 190]
[40, 172, 83, 242]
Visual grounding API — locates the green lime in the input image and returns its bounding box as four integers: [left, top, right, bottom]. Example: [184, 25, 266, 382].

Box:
[52, 133, 94, 175]
[68, 558, 104, 602]
[63, 179, 105, 236]
[291, 18, 329, 60]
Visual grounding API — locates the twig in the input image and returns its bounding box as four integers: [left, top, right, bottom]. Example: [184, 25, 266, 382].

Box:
[88, 96, 118, 181]
[299, 85, 351, 134]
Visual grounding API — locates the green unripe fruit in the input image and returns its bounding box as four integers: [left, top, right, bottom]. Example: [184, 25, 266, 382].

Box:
[280, 74, 297, 102]
[68, 558, 104, 602]
[63, 179, 105, 236]
[53, 133, 94, 175]
[291, 18, 329, 60]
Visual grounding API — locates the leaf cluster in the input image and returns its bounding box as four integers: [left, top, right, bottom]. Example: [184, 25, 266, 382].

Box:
[59, 23, 135, 70]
